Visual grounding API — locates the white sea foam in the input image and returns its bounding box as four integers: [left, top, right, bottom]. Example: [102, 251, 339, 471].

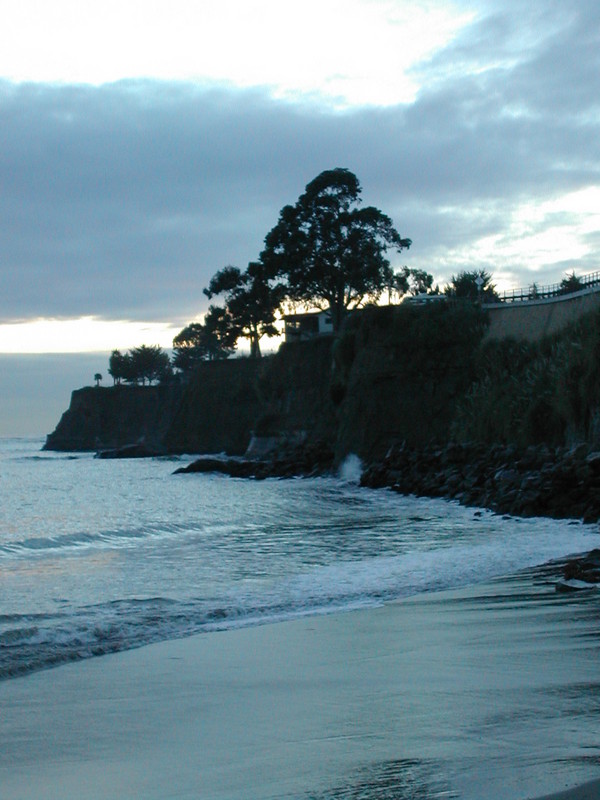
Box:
[338, 453, 362, 483]
[1, 437, 598, 678]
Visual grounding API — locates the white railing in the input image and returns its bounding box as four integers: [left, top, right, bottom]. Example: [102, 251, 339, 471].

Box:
[497, 270, 600, 303]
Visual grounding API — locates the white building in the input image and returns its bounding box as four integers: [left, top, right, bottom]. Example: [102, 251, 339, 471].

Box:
[284, 310, 334, 343]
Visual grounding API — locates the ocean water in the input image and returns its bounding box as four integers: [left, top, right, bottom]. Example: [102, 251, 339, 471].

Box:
[1, 436, 598, 682]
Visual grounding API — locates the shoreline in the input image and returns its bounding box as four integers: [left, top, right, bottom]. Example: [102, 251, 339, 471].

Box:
[172, 438, 600, 525]
[2, 568, 599, 800]
[43, 426, 600, 527]
[533, 780, 600, 800]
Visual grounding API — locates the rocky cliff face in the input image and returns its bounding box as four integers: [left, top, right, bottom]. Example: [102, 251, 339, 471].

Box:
[43, 338, 338, 455]
[46, 303, 600, 459]
[43, 306, 488, 457]
[332, 303, 487, 460]
[44, 384, 183, 452]
[164, 358, 264, 455]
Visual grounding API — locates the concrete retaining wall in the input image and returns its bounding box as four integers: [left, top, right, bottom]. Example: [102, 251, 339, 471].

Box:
[484, 287, 600, 341]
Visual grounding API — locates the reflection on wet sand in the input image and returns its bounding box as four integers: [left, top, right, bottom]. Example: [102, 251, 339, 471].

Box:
[304, 758, 458, 799]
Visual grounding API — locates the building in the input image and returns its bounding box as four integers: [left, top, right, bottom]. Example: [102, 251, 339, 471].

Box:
[284, 310, 334, 343]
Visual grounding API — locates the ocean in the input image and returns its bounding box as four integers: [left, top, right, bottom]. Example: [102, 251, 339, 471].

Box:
[1, 437, 597, 681]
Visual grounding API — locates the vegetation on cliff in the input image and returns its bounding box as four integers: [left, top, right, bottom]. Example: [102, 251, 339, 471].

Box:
[48, 298, 600, 460]
[202, 261, 285, 358]
[453, 308, 600, 448]
[108, 345, 172, 385]
[331, 302, 489, 458]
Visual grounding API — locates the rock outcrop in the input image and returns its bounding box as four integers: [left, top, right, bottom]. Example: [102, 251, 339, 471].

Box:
[44, 384, 182, 452]
[173, 440, 334, 479]
[361, 441, 600, 522]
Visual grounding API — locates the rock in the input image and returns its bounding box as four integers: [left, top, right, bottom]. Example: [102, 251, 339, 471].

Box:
[555, 579, 599, 593]
[95, 443, 163, 459]
[562, 549, 600, 583]
[174, 440, 334, 480]
[567, 443, 590, 461]
[173, 458, 265, 478]
[360, 441, 600, 524]
[45, 384, 182, 452]
[585, 452, 600, 472]
[494, 468, 520, 488]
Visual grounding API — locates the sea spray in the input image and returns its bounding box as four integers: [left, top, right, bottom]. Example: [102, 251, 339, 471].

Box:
[339, 453, 362, 483]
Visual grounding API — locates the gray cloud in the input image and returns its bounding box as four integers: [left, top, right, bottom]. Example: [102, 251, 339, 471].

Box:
[1, 0, 599, 326]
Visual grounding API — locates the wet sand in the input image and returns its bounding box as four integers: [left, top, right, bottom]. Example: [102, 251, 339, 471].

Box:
[534, 780, 600, 800]
[1, 568, 599, 800]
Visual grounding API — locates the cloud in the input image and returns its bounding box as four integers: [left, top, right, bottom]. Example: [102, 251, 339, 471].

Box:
[0, 0, 598, 326]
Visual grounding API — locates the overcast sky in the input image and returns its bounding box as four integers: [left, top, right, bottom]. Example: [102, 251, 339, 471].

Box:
[1, 0, 599, 433]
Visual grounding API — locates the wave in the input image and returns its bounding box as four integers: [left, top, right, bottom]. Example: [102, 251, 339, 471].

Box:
[0, 520, 214, 556]
[0, 542, 582, 681]
[2, 442, 598, 682]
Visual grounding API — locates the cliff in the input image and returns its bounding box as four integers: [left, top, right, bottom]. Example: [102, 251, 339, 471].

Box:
[44, 384, 183, 452]
[44, 302, 600, 459]
[164, 358, 264, 455]
[332, 303, 486, 459]
[44, 305, 487, 458]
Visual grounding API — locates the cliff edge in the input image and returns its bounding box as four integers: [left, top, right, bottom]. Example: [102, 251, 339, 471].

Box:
[45, 302, 600, 459]
[43, 384, 183, 452]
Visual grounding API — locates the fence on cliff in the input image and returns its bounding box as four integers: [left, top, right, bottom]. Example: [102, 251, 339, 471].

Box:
[496, 269, 600, 304]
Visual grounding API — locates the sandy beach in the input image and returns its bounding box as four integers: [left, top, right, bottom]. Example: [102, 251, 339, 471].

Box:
[1, 567, 599, 800]
[535, 780, 600, 800]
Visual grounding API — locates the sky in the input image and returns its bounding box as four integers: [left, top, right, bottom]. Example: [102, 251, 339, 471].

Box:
[1, 0, 599, 434]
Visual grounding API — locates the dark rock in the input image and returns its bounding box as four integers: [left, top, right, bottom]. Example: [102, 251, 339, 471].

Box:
[173, 458, 266, 478]
[45, 384, 183, 453]
[585, 452, 600, 472]
[360, 440, 600, 523]
[494, 468, 520, 488]
[567, 443, 590, 462]
[563, 549, 600, 583]
[174, 440, 335, 480]
[95, 443, 164, 459]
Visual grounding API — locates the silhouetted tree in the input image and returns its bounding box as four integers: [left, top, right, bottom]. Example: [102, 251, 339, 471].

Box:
[260, 168, 411, 331]
[390, 267, 436, 301]
[108, 350, 128, 384]
[559, 271, 584, 295]
[94, 373, 102, 387]
[129, 345, 172, 385]
[445, 269, 498, 302]
[173, 317, 235, 371]
[406, 268, 436, 295]
[203, 305, 239, 354]
[108, 346, 171, 385]
[204, 261, 284, 358]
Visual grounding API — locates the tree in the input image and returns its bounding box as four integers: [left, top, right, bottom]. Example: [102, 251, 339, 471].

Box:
[405, 268, 436, 296]
[108, 346, 171, 385]
[390, 267, 436, 301]
[445, 269, 498, 302]
[204, 261, 284, 358]
[559, 271, 583, 295]
[172, 317, 235, 371]
[129, 345, 172, 385]
[108, 350, 128, 384]
[260, 168, 411, 331]
[94, 373, 102, 387]
[203, 305, 239, 355]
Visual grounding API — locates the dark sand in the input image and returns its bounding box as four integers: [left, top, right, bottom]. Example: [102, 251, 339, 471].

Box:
[1, 569, 599, 799]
